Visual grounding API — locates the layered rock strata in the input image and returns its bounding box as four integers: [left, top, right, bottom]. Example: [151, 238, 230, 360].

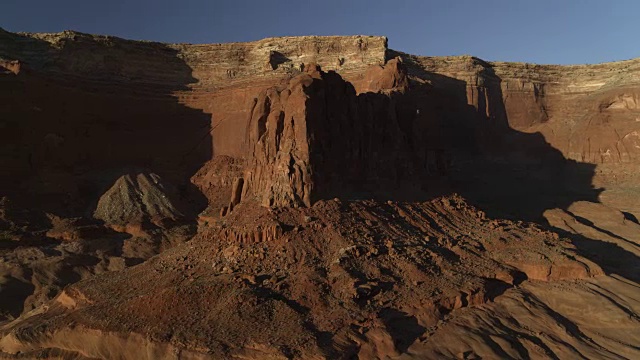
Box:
[0, 29, 639, 359]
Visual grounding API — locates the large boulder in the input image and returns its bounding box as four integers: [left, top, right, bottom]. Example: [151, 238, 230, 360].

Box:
[93, 172, 188, 227]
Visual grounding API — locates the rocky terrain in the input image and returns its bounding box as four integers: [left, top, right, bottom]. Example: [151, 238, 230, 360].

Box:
[0, 28, 638, 359]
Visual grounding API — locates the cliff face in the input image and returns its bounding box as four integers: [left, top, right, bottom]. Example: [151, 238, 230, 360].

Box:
[0, 30, 386, 220]
[244, 60, 419, 207]
[1, 28, 639, 222]
[0, 29, 424, 220]
[0, 30, 386, 86]
[495, 60, 640, 164]
[1, 30, 640, 360]
[400, 52, 640, 164]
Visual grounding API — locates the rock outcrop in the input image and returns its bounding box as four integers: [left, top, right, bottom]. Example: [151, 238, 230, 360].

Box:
[3, 27, 639, 218]
[0, 29, 393, 219]
[0, 28, 386, 88]
[0, 195, 606, 359]
[1, 29, 640, 360]
[398, 52, 640, 164]
[93, 172, 188, 227]
[244, 59, 419, 207]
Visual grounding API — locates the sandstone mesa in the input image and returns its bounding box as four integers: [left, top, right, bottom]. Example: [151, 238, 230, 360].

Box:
[0, 29, 639, 359]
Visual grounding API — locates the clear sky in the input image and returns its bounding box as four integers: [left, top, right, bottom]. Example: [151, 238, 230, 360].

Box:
[1, 0, 638, 65]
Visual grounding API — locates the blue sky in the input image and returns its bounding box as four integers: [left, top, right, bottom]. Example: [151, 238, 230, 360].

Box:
[1, 0, 637, 65]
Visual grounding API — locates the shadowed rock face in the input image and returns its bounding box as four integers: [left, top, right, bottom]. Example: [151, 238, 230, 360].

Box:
[2, 28, 637, 220]
[0, 29, 213, 228]
[397, 51, 640, 164]
[0, 29, 639, 359]
[244, 59, 420, 207]
[0, 29, 398, 221]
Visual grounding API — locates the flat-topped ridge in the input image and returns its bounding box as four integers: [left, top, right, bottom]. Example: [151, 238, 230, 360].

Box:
[2, 27, 639, 68]
[0, 29, 388, 89]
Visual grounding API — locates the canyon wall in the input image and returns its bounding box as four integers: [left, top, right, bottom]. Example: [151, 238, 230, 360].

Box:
[400, 52, 640, 164]
[1, 28, 639, 224]
[0, 29, 389, 221]
[2, 29, 639, 359]
[243, 60, 417, 207]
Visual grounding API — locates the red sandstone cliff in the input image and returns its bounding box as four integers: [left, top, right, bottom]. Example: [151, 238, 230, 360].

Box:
[399, 52, 640, 164]
[1, 29, 640, 360]
[2, 28, 639, 224]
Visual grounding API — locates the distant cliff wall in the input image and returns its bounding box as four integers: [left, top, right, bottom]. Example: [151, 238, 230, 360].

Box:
[400, 52, 640, 164]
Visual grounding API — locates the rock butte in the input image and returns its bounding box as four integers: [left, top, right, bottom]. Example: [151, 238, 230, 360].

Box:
[0, 29, 639, 359]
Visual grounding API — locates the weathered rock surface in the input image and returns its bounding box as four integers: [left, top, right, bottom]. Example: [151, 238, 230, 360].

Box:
[93, 172, 188, 227]
[0, 196, 605, 359]
[2, 28, 639, 218]
[244, 59, 421, 207]
[398, 52, 640, 164]
[1, 28, 639, 359]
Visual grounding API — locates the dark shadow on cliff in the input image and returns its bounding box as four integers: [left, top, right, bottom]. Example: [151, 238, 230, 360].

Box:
[0, 30, 212, 233]
[306, 70, 455, 203]
[393, 54, 640, 282]
[0, 31, 213, 320]
[376, 54, 601, 224]
[305, 56, 637, 285]
[306, 63, 601, 225]
[556, 228, 640, 282]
